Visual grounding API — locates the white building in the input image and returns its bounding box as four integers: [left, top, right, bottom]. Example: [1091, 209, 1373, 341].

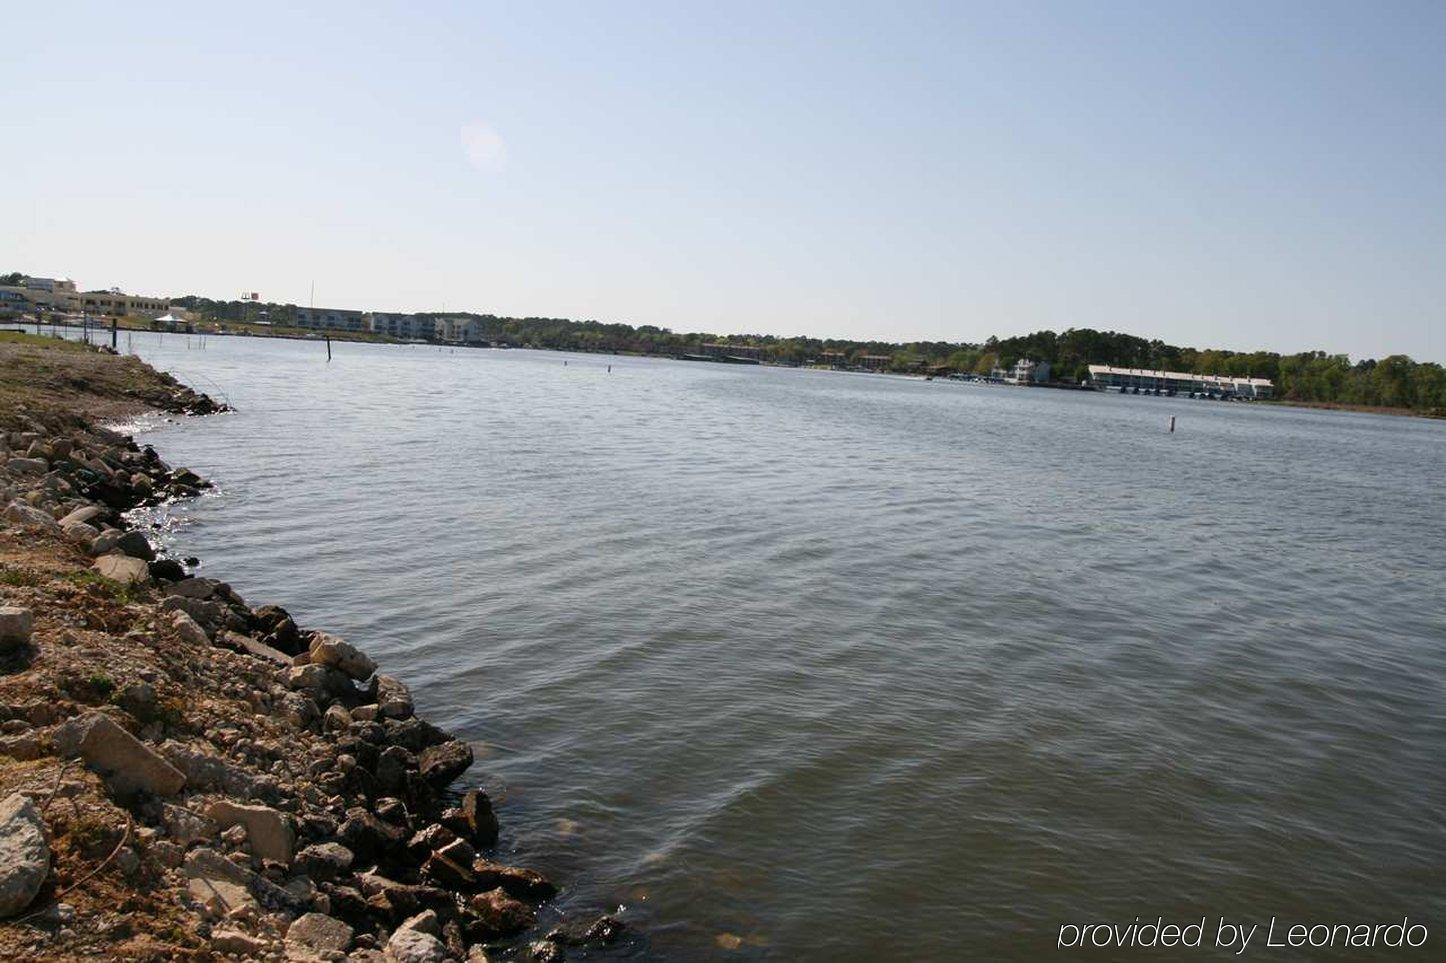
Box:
[990, 358, 1051, 384]
[434, 316, 488, 343]
[1087, 365, 1273, 399]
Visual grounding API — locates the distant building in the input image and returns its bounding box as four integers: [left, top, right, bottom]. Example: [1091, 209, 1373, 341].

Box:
[1087, 364, 1273, 399]
[79, 290, 169, 319]
[991, 358, 1051, 385]
[2, 277, 171, 318]
[857, 354, 891, 370]
[294, 306, 366, 332]
[700, 342, 764, 362]
[819, 350, 848, 367]
[434, 316, 488, 343]
[366, 312, 436, 340]
[2, 277, 80, 313]
[152, 311, 193, 332]
[0, 288, 31, 316]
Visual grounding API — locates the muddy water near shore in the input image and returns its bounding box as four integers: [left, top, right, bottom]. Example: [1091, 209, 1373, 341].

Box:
[114, 332, 1445, 961]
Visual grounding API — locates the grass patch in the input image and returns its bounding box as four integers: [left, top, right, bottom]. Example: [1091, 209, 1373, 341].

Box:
[85, 672, 116, 699]
[65, 570, 145, 604]
[0, 566, 45, 587]
[0, 330, 90, 351]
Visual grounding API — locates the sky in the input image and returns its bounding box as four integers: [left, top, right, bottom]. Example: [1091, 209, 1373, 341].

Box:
[3, 1, 1444, 361]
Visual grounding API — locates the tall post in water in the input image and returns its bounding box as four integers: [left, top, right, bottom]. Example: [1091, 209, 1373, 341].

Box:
[111, 318, 118, 350]
[326, 334, 332, 362]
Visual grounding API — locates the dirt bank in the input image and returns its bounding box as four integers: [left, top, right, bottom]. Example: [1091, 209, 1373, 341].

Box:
[0, 335, 623, 961]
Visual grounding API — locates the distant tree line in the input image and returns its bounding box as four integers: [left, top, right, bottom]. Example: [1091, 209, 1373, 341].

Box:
[165, 292, 1446, 414]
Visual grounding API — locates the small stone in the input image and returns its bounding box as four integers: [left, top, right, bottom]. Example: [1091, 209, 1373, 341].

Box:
[0, 607, 33, 649]
[0, 734, 44, 761]
[406, 823, 457, 861]
[524, 940, 564, 963]
[323, 704, 353, 733]
[207, 800, 294, 864]
[471, 861, 556, 901]
[466, 887, 535, 941]
[172, 610, 210, 646]
[441, 790, 500, 848]
[212, 928, 267, 955]
[287, 911, 354, 954]
[384, 927, 448, 963]
[286, 664, 355, 700]
[375, 745, 415, 795]
[548, 913, 626, 947]
[308, 632, 377, 681]
[395, 909, 441, 937]
[148, 558, 186, 581]
[293, 842, 353, 882]
[114, 845, 141, 877]
[166, 576, 216, 599]
[114, 529, 155, 560]
[417, 740, 473, 789]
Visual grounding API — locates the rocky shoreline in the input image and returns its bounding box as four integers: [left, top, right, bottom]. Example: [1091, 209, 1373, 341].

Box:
[0, 337, 623, 961]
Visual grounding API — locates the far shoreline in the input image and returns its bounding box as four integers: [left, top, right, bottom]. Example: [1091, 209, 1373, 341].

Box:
[11, 319, 1446, 423]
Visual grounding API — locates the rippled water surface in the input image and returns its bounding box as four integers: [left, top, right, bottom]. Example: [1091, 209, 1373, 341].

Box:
[116, 332, 1444, 960]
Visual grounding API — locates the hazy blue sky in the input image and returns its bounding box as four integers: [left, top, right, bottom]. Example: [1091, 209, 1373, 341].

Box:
[4, 2, 1443, 360]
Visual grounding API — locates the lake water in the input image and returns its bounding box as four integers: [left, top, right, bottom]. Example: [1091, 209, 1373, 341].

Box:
[112, 331, 1444, 960]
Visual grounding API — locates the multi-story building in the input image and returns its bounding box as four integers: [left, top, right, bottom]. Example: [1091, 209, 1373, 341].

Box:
[701, 342, 764, 362]
[365, 312, 436, 340]
[0, 289, 32, 317]
[0, 277, 81, 313]
[293, 306, 366, 332]
[990, 358, 1051, 384]
[1087, 365, 1273, 399]
[1, 277, 170, 318]
[434, 316, 488, 343]
[79, 290, 170, 319]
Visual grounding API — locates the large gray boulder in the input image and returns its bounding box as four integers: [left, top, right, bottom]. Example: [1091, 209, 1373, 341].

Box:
[62, 520, 100, 545]
[77, 713, 186, 796]
[3, 501, 60, 533]
[205, 800, 294, 864]
[4, 458, 47, 477]
[0, 793, 49, 917]
[171, 610, 210, 647]
[92, 554, 150, 586]
[58, 505, 102, 528]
